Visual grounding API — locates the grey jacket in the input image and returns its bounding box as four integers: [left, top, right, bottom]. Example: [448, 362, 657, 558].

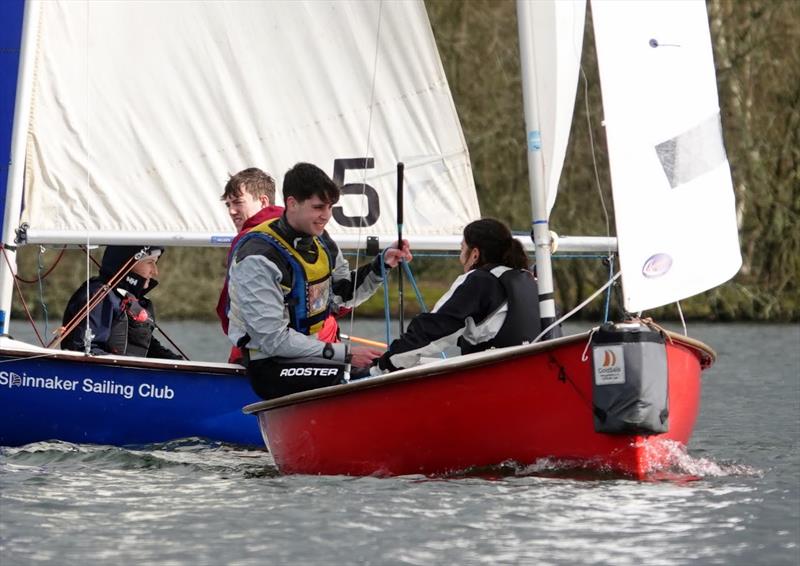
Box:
[227, 219, 385, 362]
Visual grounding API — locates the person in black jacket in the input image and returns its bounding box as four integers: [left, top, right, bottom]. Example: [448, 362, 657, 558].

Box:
[60, 245, 181, 359]
[372, 218, 541, 373]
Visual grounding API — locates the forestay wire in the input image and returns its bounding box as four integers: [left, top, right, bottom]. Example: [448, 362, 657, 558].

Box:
[35, 247, 50, 336]
[580, 64, 619, 323]
[341, 1, 431, 352]
[340, 1, 383, 348]
[82, 1, 94, 355]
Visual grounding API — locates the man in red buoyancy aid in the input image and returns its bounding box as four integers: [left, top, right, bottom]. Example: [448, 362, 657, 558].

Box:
[216, 168, 284, 363]
[61, 245, 181, 359]
[226, 162, 412, 400]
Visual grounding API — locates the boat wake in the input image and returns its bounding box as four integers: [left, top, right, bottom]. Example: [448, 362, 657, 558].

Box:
[0, 438, 277, 477]
[447, 439, 762, 482]
[2, 438, 761, 482]
[638, 439, 763, 479]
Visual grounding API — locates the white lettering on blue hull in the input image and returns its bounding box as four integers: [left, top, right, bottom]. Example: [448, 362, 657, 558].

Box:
[0, 371, 176, 400]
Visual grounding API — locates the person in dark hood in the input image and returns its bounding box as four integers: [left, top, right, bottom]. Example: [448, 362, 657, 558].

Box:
[60, 245, 181, 359]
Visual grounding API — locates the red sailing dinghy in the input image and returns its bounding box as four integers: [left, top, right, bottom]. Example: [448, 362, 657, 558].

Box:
[244, 0, 741, 478]
[246, 328, 714, 478]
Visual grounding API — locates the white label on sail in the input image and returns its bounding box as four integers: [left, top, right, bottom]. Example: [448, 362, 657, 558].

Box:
[18, 0, 478, 244]
[591, 0, 741, 312]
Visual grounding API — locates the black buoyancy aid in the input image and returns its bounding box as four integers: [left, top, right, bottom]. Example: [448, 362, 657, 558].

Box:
[490, 268, 541, 347]
[460, 268, 541, 354]
[108, 292, 156, 357]
[234, 218, 334, 335]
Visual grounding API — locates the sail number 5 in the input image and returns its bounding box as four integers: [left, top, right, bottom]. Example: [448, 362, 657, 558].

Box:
[332, 158, 380, 227]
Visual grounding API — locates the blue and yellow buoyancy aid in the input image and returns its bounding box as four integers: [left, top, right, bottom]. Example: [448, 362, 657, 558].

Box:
[234, 218, 334, 335]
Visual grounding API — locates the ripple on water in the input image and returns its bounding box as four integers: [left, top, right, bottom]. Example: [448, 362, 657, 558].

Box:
[0, 438, 278, 477]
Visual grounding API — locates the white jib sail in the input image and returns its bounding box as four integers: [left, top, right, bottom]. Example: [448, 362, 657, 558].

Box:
[16, 0, 478, 246]
[591, 0, 741, 312]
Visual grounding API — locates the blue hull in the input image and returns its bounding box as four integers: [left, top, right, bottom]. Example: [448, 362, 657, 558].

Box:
[0, 5, 264, 448]
[0, 343, 263, 446]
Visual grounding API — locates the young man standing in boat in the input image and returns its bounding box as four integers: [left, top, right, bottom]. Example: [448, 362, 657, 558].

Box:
[226, 162, 412, 400]
[216, 167, 284, 363]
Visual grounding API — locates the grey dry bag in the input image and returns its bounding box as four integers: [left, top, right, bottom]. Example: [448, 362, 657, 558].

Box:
[591, 322, 669, 434]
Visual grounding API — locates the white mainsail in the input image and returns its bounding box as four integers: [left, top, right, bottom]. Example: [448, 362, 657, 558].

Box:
[517, 0, 585, 217]
[591, 0, 741, 312]
[13, 0, 478, 246]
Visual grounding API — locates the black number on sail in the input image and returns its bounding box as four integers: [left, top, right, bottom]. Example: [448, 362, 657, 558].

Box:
[332, 158, 380, 227]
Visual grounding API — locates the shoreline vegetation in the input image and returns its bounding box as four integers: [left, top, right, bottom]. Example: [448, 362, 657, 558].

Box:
[10, 246, 797, 324]
[7, 0, 798, 323]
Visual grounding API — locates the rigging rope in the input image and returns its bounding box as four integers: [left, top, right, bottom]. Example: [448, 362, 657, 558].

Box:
[581, 65, 613, 248]
[581, 64, 621, 326]
[2, 244, 68, 345]
[5, 243, 187, 358]
[10, 245, 67, 283]
[344, 1, 384, 348]
[602, 254, 615, 323]
[49, 254, 138, 349]
[378, 248, 429, 347]
[50, 247, 187, 358]
[676, 301, 687, 336]
[0, 245, 46, 346]
[533, 271, 622, 344]
[153, 321, 189, 361]
[36, 246, 50, 337]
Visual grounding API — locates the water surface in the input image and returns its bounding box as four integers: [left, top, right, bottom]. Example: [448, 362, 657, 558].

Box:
[2, 322, 798, 565]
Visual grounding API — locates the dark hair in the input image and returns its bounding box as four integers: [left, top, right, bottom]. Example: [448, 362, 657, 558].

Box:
[221, 167, 276, 203]
[463, 218, 529, 270]
[282, 162, 340, 205]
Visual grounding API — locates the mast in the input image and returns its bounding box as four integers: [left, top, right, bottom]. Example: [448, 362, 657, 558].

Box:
[0, 0, 39, 335]
[516, 0, 557, 330]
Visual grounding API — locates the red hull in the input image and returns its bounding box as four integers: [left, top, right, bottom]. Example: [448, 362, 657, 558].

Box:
[244, 331, 713, 479]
